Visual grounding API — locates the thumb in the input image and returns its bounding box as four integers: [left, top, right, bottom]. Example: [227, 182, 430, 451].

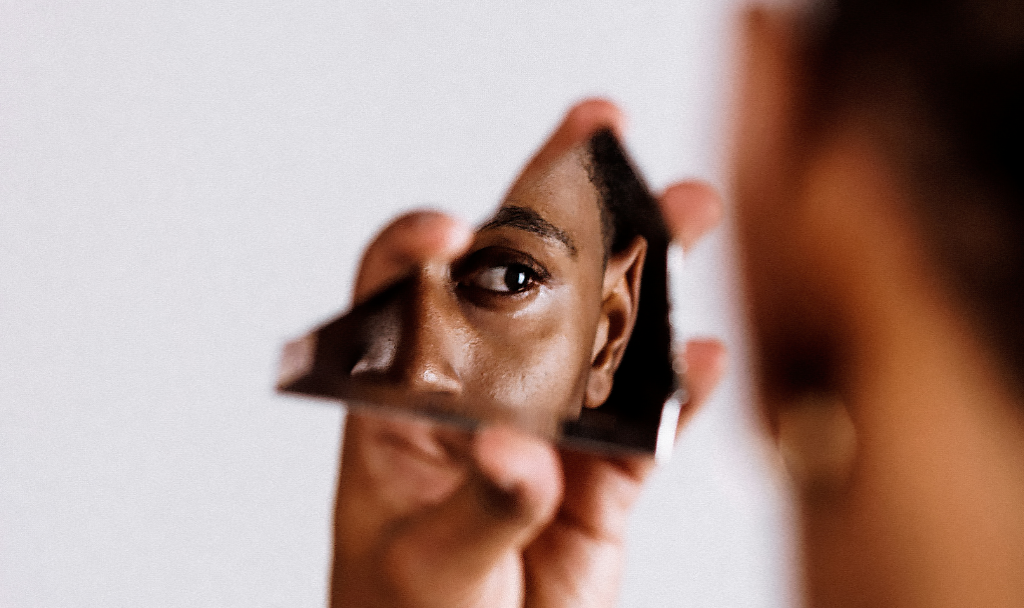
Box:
[376, 426, 563, 607]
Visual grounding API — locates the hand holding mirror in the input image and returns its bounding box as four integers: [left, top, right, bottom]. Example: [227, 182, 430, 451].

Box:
[277, 101, 724, 608]
[278, 119, 682, 459]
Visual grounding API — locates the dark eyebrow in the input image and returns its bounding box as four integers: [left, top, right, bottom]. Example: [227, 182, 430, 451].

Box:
[479, 205, 578, 256]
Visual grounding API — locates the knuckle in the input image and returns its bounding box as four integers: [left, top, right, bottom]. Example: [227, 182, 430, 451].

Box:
[378, 534, 428, 594]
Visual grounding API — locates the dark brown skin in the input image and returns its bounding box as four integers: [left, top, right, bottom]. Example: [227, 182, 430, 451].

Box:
[341, 141, 645, 439]
[330, 100, 725, 608]
[734, 9, 1024, 608]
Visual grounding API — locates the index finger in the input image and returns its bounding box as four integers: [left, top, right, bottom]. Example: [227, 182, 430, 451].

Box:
[373, 425, 563, 608]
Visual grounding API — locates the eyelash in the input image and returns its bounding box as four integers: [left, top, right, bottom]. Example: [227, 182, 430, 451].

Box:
[467, 263, 538, 294]
[454, 248, 550, 300]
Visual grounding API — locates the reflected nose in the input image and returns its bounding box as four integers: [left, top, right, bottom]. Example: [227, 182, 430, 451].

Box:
[349, 271, 466, 400]
[395, 274, 466, 396]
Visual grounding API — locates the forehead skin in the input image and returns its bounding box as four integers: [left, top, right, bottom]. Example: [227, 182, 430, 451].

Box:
[500, 145, 605, 267]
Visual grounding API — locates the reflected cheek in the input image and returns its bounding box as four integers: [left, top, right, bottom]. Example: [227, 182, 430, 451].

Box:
[473, 307, 597, 413]
[454, 282, 601, 432]
[488, 337, 584, 401]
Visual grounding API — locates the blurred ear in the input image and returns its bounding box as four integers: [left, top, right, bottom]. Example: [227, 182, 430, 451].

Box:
[585, 236, 646, 408]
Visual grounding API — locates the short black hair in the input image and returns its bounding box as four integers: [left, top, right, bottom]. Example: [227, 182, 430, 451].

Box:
[566, 129, 675, 446]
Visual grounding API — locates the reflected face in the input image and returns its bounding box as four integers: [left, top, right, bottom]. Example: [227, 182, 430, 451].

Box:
[443, 145, 610, 434]
[281, 139, 637, 440]
[280, 126, 661, 445]
[280, 122, 675, 450]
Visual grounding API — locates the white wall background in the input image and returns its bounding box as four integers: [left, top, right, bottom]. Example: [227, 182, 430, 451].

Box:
[0, 1, 796, 606]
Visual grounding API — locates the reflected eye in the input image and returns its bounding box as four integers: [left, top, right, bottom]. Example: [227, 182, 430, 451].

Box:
[453, 246, 550, 304]
[466, 264, 537, 294]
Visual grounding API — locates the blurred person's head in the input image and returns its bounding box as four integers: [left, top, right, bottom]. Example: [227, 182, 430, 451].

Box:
[733, 0, 1023, 606]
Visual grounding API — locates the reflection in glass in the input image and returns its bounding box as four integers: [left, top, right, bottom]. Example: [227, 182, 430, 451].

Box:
[278, 130, 682, 458]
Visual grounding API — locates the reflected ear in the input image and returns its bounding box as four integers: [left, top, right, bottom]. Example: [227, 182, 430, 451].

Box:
[585, 236, 647, 408]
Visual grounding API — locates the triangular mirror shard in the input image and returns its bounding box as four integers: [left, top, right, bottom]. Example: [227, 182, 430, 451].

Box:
[278, 128, 682, 458]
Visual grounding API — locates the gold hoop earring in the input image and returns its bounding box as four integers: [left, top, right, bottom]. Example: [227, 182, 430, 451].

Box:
[776, 392, 858, 499]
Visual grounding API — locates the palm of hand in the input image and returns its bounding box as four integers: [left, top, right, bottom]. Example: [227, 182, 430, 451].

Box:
[331, 412, 648, 608]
